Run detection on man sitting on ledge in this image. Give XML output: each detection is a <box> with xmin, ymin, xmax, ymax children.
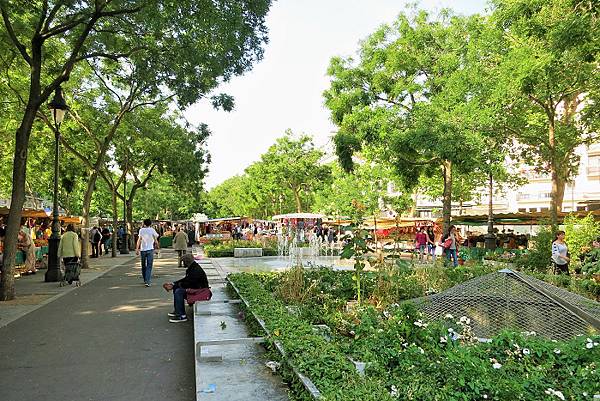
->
<box><xmin>163</xmin><ymin>254</ymin><xmax>209</xmax><ymax>323</ymax></box>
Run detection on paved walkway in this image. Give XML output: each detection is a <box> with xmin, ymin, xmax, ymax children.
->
<box><xmin>0</xmin><ymin>250</ymin><xmax>196</xmax><ymax>401</ymax></box>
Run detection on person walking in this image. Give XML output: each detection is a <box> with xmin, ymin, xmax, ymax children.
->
<box><xmin>58</xmin><ymin>224</ymin><xmax>81</xmax><ymax>266</ymax></box>
<box><xmin>552</xmin><ymin>230</ymin><xmax>570</xmax><ymax>275</ymax></box>
<box><xmin>442</xmin><ymin>225</ymin><xmax>459</xmax><ymax>268</ymax></box>
<box><xmin>426</xmin><ymin>227</ymin><xmax>436</xmax><ymax>262</ymax></box>
<box><xmin>415</xmin><ymin>228</ymin><xmax>428</xmax><ymax>262</ymax></box>
<box><xmin>90</xmin><ymin>226</ymin><xmax>101</xmax><ymax>258</ymax></box>
<box><xmin>162</xmin><ymin>253</ymin><xmax>209</xmax><ymax>323</ymax></box>
<box><xmin>173</xmin><ymin>227</ymin><xmax>189</xmax><ymax>268</ymax></box>
<box><xmin>101</xmin><ymin>226</ymin><xmax>111</xmax><ymax>255</ymax></box>
<box><xmin>135</xmin><ymin>219</ymin><xmax>159</xmax><ymax>287</ymax></box>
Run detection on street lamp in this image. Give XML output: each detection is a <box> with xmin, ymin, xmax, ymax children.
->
<box><xmin>45</xmin><ymin>86</ymin><xmax>68</xmax><ymax>282</ymax></box>
<box><xmin>120</xmin><ymin>161</ymin><xmax>129</xmax><ymax>254</ymax></box>
<box><xmin>484</xmin><ymin>165</ymin><xmax>497</xmax><ymax>250</ymax></box>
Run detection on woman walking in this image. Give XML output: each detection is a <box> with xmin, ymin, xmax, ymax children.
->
<box><xmin>551</xmin><ymin>230</ymin><xmax>570</xmax><ymax>275</ymax></box>
<box><xmin>442</xmin><ymin>225</ymin><xmax>459</xmax><ymax>268</ymax></box>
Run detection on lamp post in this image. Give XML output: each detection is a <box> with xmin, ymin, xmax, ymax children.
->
<box><xmin>45</xmin><ymin>86</ymin><xmax>68</xmax><ymax>282</ymax></box>
<box><xmin>484</xmin><ymin>170</ymin><xmax>497</xmax><ymax>250</ymax></box>
<box><xmin>120</xmin><ymin>162</ymin><xmax>129</xmax><ymax>254</ymax></box>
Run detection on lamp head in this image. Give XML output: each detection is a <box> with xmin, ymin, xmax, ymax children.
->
<box><xmin>48</xmin><ymin>86</ymin><xmax>68</xmax><ymax>127</ymax></box>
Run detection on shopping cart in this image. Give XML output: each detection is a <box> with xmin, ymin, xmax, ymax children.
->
<box><xmin>60</xmin><ymin>260</ymin><xmax>82</xmax><ymax>287</ymax></box>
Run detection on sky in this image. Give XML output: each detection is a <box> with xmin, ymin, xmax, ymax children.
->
<box><xmin>184</xmin><ymin>0</ymin><xmax>490</xmax><ymax>189</ymax></box>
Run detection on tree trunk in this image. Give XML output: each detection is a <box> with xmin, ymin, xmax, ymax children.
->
<box><xmin>111</xmin><ymin>190</ymin><xmax>118</xmax><ymax>257</ymax></box>
<box><xmin>441</xmin><ymin>160</ymin><xmax>453</xmax><ymax>235</ymax></box>
<box><xmin>547</xmin><ymin>123</ymin><xmax>564</xmax><ymax>228</ymax></box>
<box><xmin>126</xmin><ymin>200</ymin><xmax>135</xmax><ymax>249</ymax></box>
<box><xmin>410</xmin><ymin>189</ymin><xmax>419</xmax><ymax>217</ymax></box>
<box><xmin>80</xmin><ymin>170</ymin><xmax>100</xmax><ymax>269</ymax></box>
<box><xmin>549</xmin><ymin>162</ymin><xmax>566</xmax><ymax>228</ymax></box>
<box><xmin>0</xmin><ymin>104</ymin><xmax>38</xmax><ymax>301</ymax></box>
<box><xmin>293</xmin><ymin>189</ymin><xmax>302</xmax><ymax>213</ymax></box>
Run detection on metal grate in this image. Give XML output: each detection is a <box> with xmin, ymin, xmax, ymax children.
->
<box><xmin>411</xmin><ymin>269</ymin><xmax>600</xmax><ymax>341</ymax></box>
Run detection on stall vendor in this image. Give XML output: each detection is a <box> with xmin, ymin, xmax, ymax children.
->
<box><xmin>17</xmin><ymin>231</ymin><xmax>36</xmax><ymax>274</ymax></box>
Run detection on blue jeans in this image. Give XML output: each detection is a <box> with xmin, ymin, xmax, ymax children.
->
<box><xmin>446</xmin><ymin>249</ymin><xmax>458</xmax><ymax>267</ymax></box>
<box><xmin>174</xmin><ymin>287</ymin><xmax>187</xmax><ymax>317</ymax></box>
<box><xmin>140</xmin><ymin>250</ymin><xmax>154</xmax><ymax>284</ymax></box>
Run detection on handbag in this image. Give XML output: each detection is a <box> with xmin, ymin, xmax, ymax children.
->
<box><xmin>443</xmin><ymin>238</ymin><xmax>453</xmax><ymax>249</ymax></box>
<box><xmin>186</xmin><ymin>287</ymin><xmax>213</xmax><ymax>304</ymax></box>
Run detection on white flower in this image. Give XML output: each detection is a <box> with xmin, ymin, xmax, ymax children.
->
<box><xmin>492</xmin><ymin>362</ymin><xmax>502</xmax><ymax>369</ymax></box>
<box><xmin>448</xmin><ymin>328</ymin><xmax>454</xmax><ymax>333</ymax></box>
<box><xmin>522</xmin><ymin>348</ymin><xmax>530</xmax><ymax>355</ymax></box>
<box><xmin>402</xmin><ymin>342</ymin><xmax>408</xmax><ymax>348</ymax></box>
<box><xmin>390</xmin><ymin>385</ymin><xmax>399</xmax><ymax>397</ymax></box>
<box><xmin>459</xmin><ymin>316</ymin><xmax>471</xmax><ymax>324</ymax></box>
<box><xmin>419</xmin><ymin>347</ymin><xmax>425</xmax><ymax>354</ymax></box>
<box><xmin>414</xmin><ymin>320</ymin><xmax>424</xmax><ymax>327</ymax></box>
<box><xmin>440</xmin><ymin>336</ymin><xmax>447</xmax><ymax>344</ymax></box>
<box><xmin>444</xmin><ymin>313</ymin><xmax>454</xmax><ymax>319</ymax></box>
<box><xmin>554</xmin><ymin>349</ymin><xmax>561</xmax><ymax>354</ymax></box>
<box><xmin>483</xmin><ymin>395</ymin><xmax>488</xmax><ymax>399</ymax></box>
<box><xmin>586</xmin><ymin>342</ymin><xmax>594</xmax><ymax>349</ymax></box>
<box><xmin>593</xmin><ymin>395</ymin><xmax>600</xmax><ymax>399</ymax></box>
<box><xmin>545</xmin><ymin>388</ymin><xmax>565</xmax><ymax>400</ymax></box>
<box><xmin>383</xmin><ymin>310</ymin><xmax>391</xmax><ymax>318</ymax></box>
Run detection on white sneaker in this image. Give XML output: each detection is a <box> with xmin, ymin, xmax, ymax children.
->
<box><xmin>169</xmin><ymin>315</ymin><xmax>188</xmax><ymax>323</ymax></box>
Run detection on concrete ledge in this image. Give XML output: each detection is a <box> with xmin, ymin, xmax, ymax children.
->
<box><xmin>233</xmin><ymin>248</ymin><xmax>262</xmax><ymax>258</ymax></box>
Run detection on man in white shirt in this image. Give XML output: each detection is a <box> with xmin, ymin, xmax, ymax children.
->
<box><xmin>135</xmin><ymin>219</ymin><xmax>160</xmax><ymax>287</ymax></box>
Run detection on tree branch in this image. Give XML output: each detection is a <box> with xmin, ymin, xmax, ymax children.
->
<box><xmin>0</xmin><ymin>6</ymin><xmax>32</xmax><ymax>65</ymax></box>
<box><xmin>68</xmin><ymin>108</ymin><xmax>103</xmax><ymax>152</ymax></box>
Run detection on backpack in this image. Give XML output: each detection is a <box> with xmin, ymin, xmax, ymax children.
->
<box><xmin>93</xmin><ymin>230</ymin><xmax>102</xmax><ymax>243</ymax></box>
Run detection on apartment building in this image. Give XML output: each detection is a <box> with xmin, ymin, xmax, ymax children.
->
<box><xmin>409</xmin><ymin>142</ymin><xmax>600</xmax><ymax>218</ymax></box>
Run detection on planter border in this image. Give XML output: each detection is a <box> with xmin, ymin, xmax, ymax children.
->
<box><xmin>227</xmin><ymin>277</ymin><xmax>323</xmax><ymax>399</ymax></box>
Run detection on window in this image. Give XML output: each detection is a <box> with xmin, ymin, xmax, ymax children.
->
<box><xmin>562</xmin><ymin>207</ymin><xmax>571</xmax><ymax>212</ymax></box>
<box><xmin>540</xmin><ymin>193</ymin><xmax>552</xmax><ymax>199</ymax></box>
<box><xmin>577</xmin><ymin>206</ymin><xmax>587</xmax><ymax>211</ymax></box>
<box><xmin>518</xmin><ymin>208</ymin><xmax>527</xmax><ymax>212</ymax></box>
<box><xmin>517</xmin><ymin>193</ymin><xmax>531</xmax><ymax>200</ymax></box>
<box><xmin>528</xmin><ymin>208</ymin><xmax>538</xmax><ymax>212</ymax></box>
<box><xmin>540</xmin><ymin>207</ymin><xmax>549</xmax><ymax>212</ymax></box>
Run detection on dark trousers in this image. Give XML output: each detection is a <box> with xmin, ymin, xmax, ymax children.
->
<box><xmin>91</xmin><ymin>242</ymin><xmax>99</xmax><ymax>257</ymax></box>
<box><xmin>174</xmin><ymin>287</ymin><xmax>187</xmax><ymax>317</ymax></box>
<box><xmin>177</xmin><ymin>250</ymin><xmax>186</xmax><ymax>267</ymax></box>
<box><xmin>554</xmin><ymin>262</ymin><xmax>569</xmax><ymax>275</ymax></box>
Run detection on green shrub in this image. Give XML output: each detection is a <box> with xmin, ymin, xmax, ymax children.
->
<box><xmin>565</xmin><ymin>213</ymin><xmax>600</xmax><ymax>265</ymax></box>
<box><xmin>204</xmin><ymin>239</ymin><xmax>278</xmax><ymax>258</ymax></box>
<box><xmin>513</xmin><ymin>227</ymin><xmax>554</xmax><ymax>273</ymax></box>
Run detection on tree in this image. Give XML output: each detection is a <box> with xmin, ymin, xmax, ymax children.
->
<box><xmin>488</xmin><ymin>0</ymin><xmax>600</xmax><ymax>226</ymax></box>
<box><xmin>313</xmin><ymin>161</ymin><xmax>411</xmax><ymax>218</ymax></box>
<box><xmin>255</xmin><ymin>132</ymin><xmax>331</xmax><ymax>213</ymax></box>
<box><xmin>1</xmin><ymin>0</ymin><xmax>271</xmax><ymax>300</ymax></box>
<box><xmin>324</xmin><ymin>11</ymin><xmax>489</xmax><ymax>234</ymax></box>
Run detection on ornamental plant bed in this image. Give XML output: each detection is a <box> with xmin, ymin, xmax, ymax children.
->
<box><xmin>229</xmin><ymin>266</ymin><xmax>600</xmax><ymax>400</ymax></box>
<box><xmin>204</xmin><ymin>239</ymin><xmax>277</xmax><ymax>257</ymax></box>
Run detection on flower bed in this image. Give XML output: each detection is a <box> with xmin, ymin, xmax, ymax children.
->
<box><xmin>204</xmin><ymin>240</ymin><xmax>277</xmax><ymax>257</ymax></box>
<box><xmin>229</xmin><ymin>267</ymin><xmax>600</xmax><ymax>400</ymax></box>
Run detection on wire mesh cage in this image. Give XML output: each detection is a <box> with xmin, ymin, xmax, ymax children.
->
<box><xmin>410</xmin><ymin>269</ymin><xmax>600</xmax><ymax>341</ymax></box>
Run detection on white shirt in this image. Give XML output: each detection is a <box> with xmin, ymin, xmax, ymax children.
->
<box><xmin>138</xmin><ymin>227</ymin><xmax>159</xmax><ymax>251</ymax></box>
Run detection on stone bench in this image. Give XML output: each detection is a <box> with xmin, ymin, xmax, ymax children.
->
<box><xmin>233</xmin><ymin>247</ymin><xmax>262</xmax><ymax>258</ymax></box>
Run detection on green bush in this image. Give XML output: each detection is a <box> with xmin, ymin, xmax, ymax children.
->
<box><xmin>565</xmin><ymin>213</ymin><xmax>600</xmax><ymax>265</ymax></box>
<box><xmin>513</xmin><ymin>227</ymin><xmax>554</xmax><ymax>273</ymax></box>
<box><xmin>204</xmin><ymin>239</ymin><xmax>278</xmax><ymax>258</ymax></box>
